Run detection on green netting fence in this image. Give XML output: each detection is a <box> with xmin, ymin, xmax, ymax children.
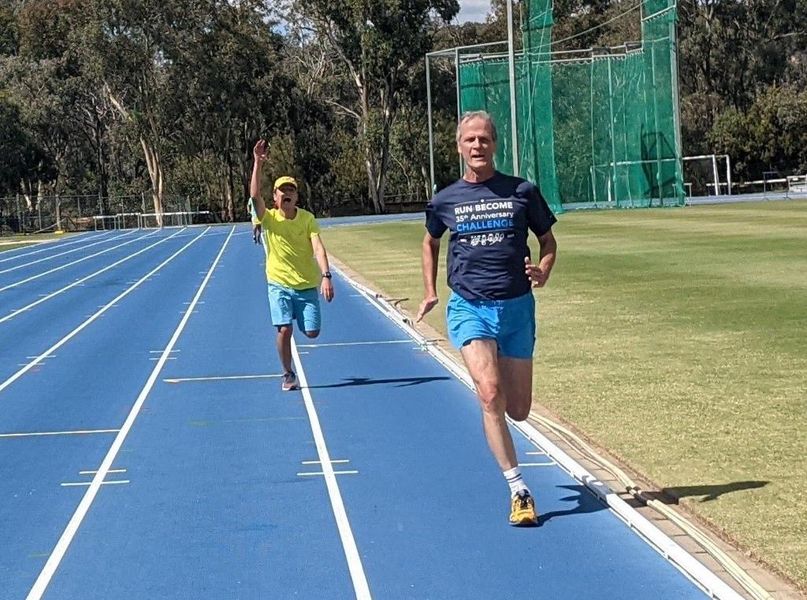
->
<box><xmin>457</xmin><ymin>0</ymin><xmax>684</xmax><ymax>211</ymax></box>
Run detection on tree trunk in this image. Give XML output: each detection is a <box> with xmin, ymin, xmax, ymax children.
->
<box><xmin>141</xmin><ymin>137</ymin><xmax>164</xmax><ymax>227</ymax></box>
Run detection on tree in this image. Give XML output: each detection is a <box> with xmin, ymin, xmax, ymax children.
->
<box><xmin>294</xmin><ymin>0</ymin><xmax>459</xmax><ymax>213</ymax></box>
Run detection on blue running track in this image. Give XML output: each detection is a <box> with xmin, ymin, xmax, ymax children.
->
<box><xmin>0</xmin><ymin>225</ymin><xmax>730</xmax><ymax>599</ymax></box>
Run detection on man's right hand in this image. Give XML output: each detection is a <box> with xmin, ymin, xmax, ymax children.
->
<box><xmin>253</xmin><ymin>139</ymin><xmax>268</xmax><ymax>163</ymax></box>
<box><xmin>416</xmin><ymin>295</ymin><xmax>439</xmax><ymax>322</ymax></box>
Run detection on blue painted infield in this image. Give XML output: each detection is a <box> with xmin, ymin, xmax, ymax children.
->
<box><xmin>0</xmin><ymin>223</ymin><xmax>712</xmax><ymax>598</ymax></box>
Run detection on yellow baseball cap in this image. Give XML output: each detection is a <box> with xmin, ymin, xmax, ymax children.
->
<box><xmin>273</xmin><ymin>176</ymin><xmax>298</xmax><ymax>190</ymax></box>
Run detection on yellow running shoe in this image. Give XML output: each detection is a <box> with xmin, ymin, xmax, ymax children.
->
<box><xmin>509</xmin><ymin>491</ymin><xmax>539</xmax><ymax>526</ymax></box>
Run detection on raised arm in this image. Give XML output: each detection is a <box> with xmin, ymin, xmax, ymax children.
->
<box><xmin>416</xmin><ymin>232</ymin><xmax>441</xmax><ymax>322</ymax></box>
<box><xmin>250</xmin><ymin>140</ymin><xmax>269</xmax><ymax>220</ymax></box>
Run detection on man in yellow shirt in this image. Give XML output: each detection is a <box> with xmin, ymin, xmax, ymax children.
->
<box><xmin>250</xmin><ymin>139</ymin><xmax>335</xmax><ymax>391</ymax></box>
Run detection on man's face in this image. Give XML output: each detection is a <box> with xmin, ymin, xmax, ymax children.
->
<box><xmin>274</xmin><ymin>184</ymin><xmax>298</xmax><ymax>209</ymax></box>
<box><xmin>457</xmin><ymin>117</ymin><xmax>496</xmax><ymax>171</ymax></box>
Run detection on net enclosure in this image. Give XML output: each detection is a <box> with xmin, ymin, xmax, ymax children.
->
<box><xmin>428</xmin><ymin>0</ymin><xmax>684</xmax><ymax>212</ymax></box>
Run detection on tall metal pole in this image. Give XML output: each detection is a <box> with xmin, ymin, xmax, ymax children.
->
<box><xmin>426</xmin><ymin>55</ymin><xmax>436</xmax><ymax>196</ymax></box>
<box><xmin>507</xmin><ymin>0</ymin><xmax>520</xmax><ymax>175</ymax></box>
<box><xmin>455</xmin><ymin>48</ymin><xmax>464</xmax><ymax>177</ymax></box>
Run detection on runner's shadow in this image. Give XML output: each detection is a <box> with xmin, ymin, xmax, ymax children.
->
<box><xmin>307</xmin><ymin>376</ymin><xmax>451</xmax><ymax>389</ymax></box>
<box><xmin>539</xmin><ymin>485</ymin><xmax>607</xmax><ymax>525</ymax></box>
<box><xmin>643</xmin><ymin>481</ymin><xmax>769</xmax><ymax>504</ymax></box>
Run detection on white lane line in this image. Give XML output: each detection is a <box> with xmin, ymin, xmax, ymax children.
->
<box><xmin>25</xmin><ymin>226</ymin><xmax>234</xmax><ymax>600</ymax></box>
<box><xmin>163</xmin><ymin>374</ymin><xmax>283</xmax><ymax>383</ymax></box>
<box><xmin>0</xmin><ymin>429</ymin><xmax>119</xmax><ymax>438</ymax></box>
<box><xmin>525</xmin><ymin>451</ymin><xmax>546</xmax><ymax>455</ymax></box>
<box><xmin>0</xmin><ymin>232</ymin><xmax>112</xmax><ymax>264</ymax></box>
<box><xmin>301</xmin><ymin>459</ymin><xmax>350</xmax><ymax>465</ymax></box>
<box><xmin>518</xmin><ymin>462</ymin><xmax>556</xmax><ymax>467</ymax></box>
<box><xmin>0</xmin><ymin>227</ymin><xmax>209</xmax><ymax>397</ymax></box>
<box><xmin>296</xmin><ymin>339</ymin><xmax>412</xmax><ymax>349</ymax></box>
<box><xmin>0</xmin><ymin>229</ymin><xmax>186</xmax><ymax>324</ymax></box>
<box><xmin>0</xmin><ymin>230</ymin><xmax>159</xmax><ymax>292</ymax></box>
<box><xmin>60</xmin><ymin>480</ymin><xmax>130</xmax><ymax>487</ymax></box>
<box><xmin>79</xmin><ymin>469</ymin><xmax>127</xmax><ymax>475</ymax></box>
<box><xmin>291</xmin><ymin>340</ymin><xmax>371</xmax><ymax>599</ymax></box>
<box><xmin>297</xmin><ymin>471</ymin><xmax>359</xmax><ymax>477</ymax></box>
<box><xmin>0</xmin><ymin>230</ymin><xmax>134</xmax><ymax>274</ymax></box>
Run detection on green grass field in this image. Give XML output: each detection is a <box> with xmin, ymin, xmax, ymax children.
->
<box><xmin>0</xmin><ymin>232</ymin><xmax>73</xmax><ymax>252</ymax></box>
<box><xmin>323</xmin><ymin>200</ymin><xmax>807</xmax><ymax>590</ymax></box>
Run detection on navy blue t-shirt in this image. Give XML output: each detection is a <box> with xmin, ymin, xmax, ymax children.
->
<box><xmin>425</xmin><ymin>171</ymin><xmax>557</xmax><ymax>301</ymax></box>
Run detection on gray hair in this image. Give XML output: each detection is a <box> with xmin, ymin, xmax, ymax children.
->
<box><xmin>456</xmin><ymin>110</ymin><xmax>498</xmax><ymax>143</ymax></box>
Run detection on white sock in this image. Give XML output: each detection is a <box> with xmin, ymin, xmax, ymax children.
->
<box><xmin>503</xmin><ymin>467</ymin><xmax>529</xmax><ymax>497</ymax></box>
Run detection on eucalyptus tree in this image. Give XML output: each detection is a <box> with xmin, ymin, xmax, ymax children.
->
<box><xmin>293</xmin><ymin>0</ymin><xmax>460</xmax><ymax>213</ymax></box>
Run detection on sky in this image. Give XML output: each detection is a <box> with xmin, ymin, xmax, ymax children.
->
<box><xmin>456</xmin><ymin>0</ymin><xmax>492</xmax><ymax>23</ymax></box>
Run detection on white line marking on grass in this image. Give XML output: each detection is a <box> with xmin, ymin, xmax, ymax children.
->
<box><xmin>60</xmin><ymin>480</ymin><xmax>130</xmax><ymax>487</ymax></box>
<box><xmin>0</xmin><ymin>231</ymin><xmax>112</xmax><ymax>264</ymax></box>
<box><xmin>0</xmin><ymin>429</ymin><xmax>119</xmax><ymax>438</ymax></box>
<box><xmin>163</xmin><ymin>374</ymin><xmax>282</xmax><ymax>383</ymax></box>
<box><xmin>296</xmin><ymin>339</ymin><xmax>412</xmax><ymax>348</ymax></box>
<box><xmin>0</xmin><ymin>230</ymin><xmax>158</xmax><ymax>292</ymax></box>
<box><xmin>24</xmin><ymin>226</ymin><xmax>233</xmax><ymax>600</ymax></box>
<box><xmin>0</xmin><ymin>228</ymin><xmax>209</xmax><ymax>397</ymax></box>
<box><xmin>0</xmin><ymin>229</ymin><xmax>186</xmax><ymax>324</ymax></box>
<box><xmin>297</xmin><ymin>471</ymin><xmax>359</xmax><ymax>477</ymax></box>
<box><xmin>291</xmin><ymin>340</ymin><xmax>371</xmax><ymax>599</ymax></box>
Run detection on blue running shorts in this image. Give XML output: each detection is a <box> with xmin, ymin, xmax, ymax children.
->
<box><xmin>267</xmin><ymin>281</ymin><xmax>321</xmax><ymax>332</ymax></box>
<box><xmin>446</xmin><ymin>291</ymin><xmax>536</xmax><ymax>359</ymax></box>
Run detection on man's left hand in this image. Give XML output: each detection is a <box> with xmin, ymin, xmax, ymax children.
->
<box><xmin>320</xmin><ymin>278</ymin><xmax>334</xmax><ymax>302</ymax></box>
<box><xmin>525</xmin><ymin>256</ymin><xmax>549</xmax><ymax>288</ymax></box>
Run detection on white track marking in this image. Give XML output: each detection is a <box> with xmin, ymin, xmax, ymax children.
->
<box><xmin>0</xmin><ymin>231</ymin><xmax>134</xmax><ymax>274</ymax></box>
<box><xmin>301</xmin><ymin>459</ymin><xmax>350</xmax><ymax>465</ymax></box>
<box><xmin>0</xmin><ymin>229</ymin><xmax>185</xmax><ymax>324</ymax></box>
<box><xmin>297</xmin><ymin>471</ymin><xmax>359</xmax><ymax>477</ymax></box>
<box><xmin>0</xmin><ymin>429</ymin><xmax>119</xmax><ymax>438</ymax></box>
<box><xmin>296</xmin><ymin>339</ymin><xmax>412</xmax><ymax>348</ymax></box>
<box><xmin>0</xmin><ymin>228</ymin><xmax>209</xmax><ymax>397</ymax></box>
<box><xmin>60</xmin><ymin>480</ymin><xmax>130</xmax><ymax>487</ymax></box>
<box><xmin>291</xmin><ymin>340</ymin><xmax>371</xmax><ymax>599</ymax></box>
<box><xmin>79</xmin><ymin>469</ymin><xmax>126</xmax><ymax>475</ymax></box>
<box><xmin>0</xmin><ymin>232</ymin><xmax>112</xmax><ymax>264</ymax></box>
<box><xmin>25</xmin><ymin>226</ymin><xmax>233</xmax><ymax>600</ymax></box>
<box><xmin>0</xmin><ymin>230</ymin><xmax>158</xmax><ymax>292</ymax></box>
<box><xmin>518</xmin><ymin>462</ymin><xmax>556</xmax><ymax>467</ymax></box>
<box><xmin>163</xmin><ymin>374</ymin><xmax>282</xmax><ymax>383</ymax></box>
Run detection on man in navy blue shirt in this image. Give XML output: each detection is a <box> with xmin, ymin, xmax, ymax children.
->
<box><xmin>417</xmin><ymin>111</ymin><xmax>557</xmax><ymax>526</ymax></box>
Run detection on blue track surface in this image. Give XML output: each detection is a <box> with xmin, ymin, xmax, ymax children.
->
<box><xmin>0</xmin><ymin>226</ymin><xmax>710</xmax><ymax>599</ymax></box>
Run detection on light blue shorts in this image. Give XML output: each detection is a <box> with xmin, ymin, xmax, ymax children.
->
<box><xmin>267</xmin><ymin>282</ymin><xmax>321</xmax><ymax>332</ymax></box>
<box><xmin>446</xmin><ymin>291</ymin><xmax>536</xmax><ymax>359</ymax></box>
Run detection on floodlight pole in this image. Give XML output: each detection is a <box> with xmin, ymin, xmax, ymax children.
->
<box><xmin>507</xmin><ymin>0</ymin><xmax>520</xmax><ymax>175</ymax></box>
<box><xmin>426</xmin><ymin>55</ymin><xmax>435</xmax><ymax>196</ymax></box>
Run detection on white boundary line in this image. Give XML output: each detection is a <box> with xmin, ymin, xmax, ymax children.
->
<box><xmin>163</xmin><ymin>373</ymin><xmax>283</xmax><ymax>383</ymax></box>
<box><xmin>336</xmin><ymin>268</ymin><xmax>744</xmax><ymax>600</ymax></box>
<box><xmin>0</xmin><ymin>229</ymin><xmax>185</xmax><ymax>324</ymax></box>
<box><xmin>0</xmin><ymin>227</ymin><xmax>209</xmax><ymax>396</ymax></box>
<box><xmin>24</xmin><ymin>226</ymin><xmax>234</xmax><ymax>600</ymax></box>
<box><xmin>291</xmin><ymin>340</ymin><xmax>371</xmax><ymax>600</ymax></box>
<box><xmin>0</xmin><ymin>230</ymin><xmax>156</xmax><ymax>292</ymax></box>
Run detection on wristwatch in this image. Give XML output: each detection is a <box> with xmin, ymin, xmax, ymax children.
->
<box><xmin>322</xmin><ymin>271</ymin><xmax>332</xmax><ymax>279</ymax></box>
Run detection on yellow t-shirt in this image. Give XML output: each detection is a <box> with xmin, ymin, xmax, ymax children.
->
<box><xmin>260</xmin><ymin>207</ymin><xmax>321</xmax><ymax>289</ymax></box>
